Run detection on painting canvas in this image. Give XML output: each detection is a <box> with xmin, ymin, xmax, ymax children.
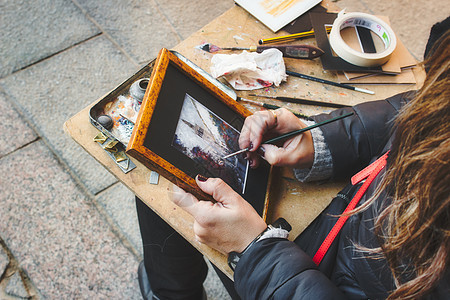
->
<box><xmin>172</xmin><ymin>94</ymin><xmax>249</xmax><ymax>194</ymax></box>
<box><xmin>235</xmin><ymin>0</ymin><xmax>322</xmax><ymax>32</ymax></box>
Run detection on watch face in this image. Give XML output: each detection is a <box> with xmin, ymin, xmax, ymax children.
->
<box><xmin>272</xmin><ymin>217</ymin><xmax>292</xmax><ymax>232</ymax></box>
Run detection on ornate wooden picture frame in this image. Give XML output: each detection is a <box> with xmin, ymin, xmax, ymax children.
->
<box><xmin>127</xmin><ymin>48</ymin><xmax>271</xmax><ymax>218</ymax></box>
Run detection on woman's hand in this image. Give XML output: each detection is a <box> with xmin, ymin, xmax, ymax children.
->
<box><xmin>171</xmin><ymin>176</ymin><xmax>267</xmax><ymax>254</ymax></box>
<box><xmin>239</xmin><ymin>108</ymin><xmax>314</xmax><ymax>169</ymax></box>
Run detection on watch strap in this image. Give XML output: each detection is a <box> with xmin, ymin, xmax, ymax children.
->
<box><xmin>227</xmin><ymin>218</ymin><xmax>291</xmax><ymax>271</ymax></box>
<box><xmin>228</xmin><ymin>226</ymin><xmax>270</xmax><ymax>271</ymax></box>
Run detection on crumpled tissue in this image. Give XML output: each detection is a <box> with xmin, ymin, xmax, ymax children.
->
<box><xmin>210</xmin><ymin>48</ymin><xmax>287</xmax><ymax>90</ymax></box>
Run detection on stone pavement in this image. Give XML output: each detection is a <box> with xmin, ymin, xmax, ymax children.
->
<box><xmin>0</xmin><ymin>0</ymin><xmax>447</xmax><ymax>299</ymax></box>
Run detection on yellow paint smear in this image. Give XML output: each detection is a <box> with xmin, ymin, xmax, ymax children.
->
<box><xmin>260</xmin><ymin>0</ymin><xmax>301</xmax><ymax>17</ymax></box>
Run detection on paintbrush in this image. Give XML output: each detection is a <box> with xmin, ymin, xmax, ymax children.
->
<box><xmin>222</xmin><ymin>112</ymin><xmax>354</xmax><ymax>159</ymax></box>
<box><xmin>248</xmin><ymin>94</ymin><xmax>350</xmax><ymax>109</ymax></box>
<box><xmin>237</xmin><ymin>97</ymin><xmax>309</xmax><ymax>119</ymax></box>
<box><xmin>286</xmin><ymin>70</ymin><xmax>374</xmax><ymax>95</ymax></box>
<box><xmin>199</xmin><ymin>43</ymin><xmax>324</xmax><ymax>59</ymax></box>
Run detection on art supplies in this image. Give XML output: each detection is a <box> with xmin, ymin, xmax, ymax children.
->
<box><xmin>329</xmin><ymin>12</ymin><xmax>397</xmax><ymax>67</ymax></box>
<box><xmin>101</xmin><ymin>94</ymin><xmax>140</xmax><ymax>145</ymax></box>
<box><xmin>336</xmin><ymin>67</ymin><xmax>417</xmax><ymax>84</ymax></box>
<box><xmin>310</xmin><ymin>12</ymin><xmax>385</xmax><ymax>73</ymax></box>
<box><xmin>335</xmin><ymin>18</ymin><xmax>418</xmax><ymax>85</ymax></box>
<box><xmin>234</xmin><ymin>0</ymin><xmax>322</xmax><ymax>32</ymax></box>
<box><xmin>258</xmin><ymin>27</ymin><xmax>331</xmax><ymax>45</ymax></box>
<box><xmin>286</xmin><ymin>70</ymin><xmax>374</xmax><ymax>94</ymax></box>
<box><xmin>223</xmin><ymin>112</ymin><xmax>354</xmax><ymax>159</ymax></box>
<box><xmin>88</xmin><ymin>64</ymin><xmax>158</xmax><ymax>174</ymax></box>
<box><xmin>199</xmin><ymin>43</ymin><xmax>324</xmax><ymax>59</ymax></box>
<box><xmin>248</xmin><ymin>94</ymin><xmax>350</xmax><ymax>108</ymax></box>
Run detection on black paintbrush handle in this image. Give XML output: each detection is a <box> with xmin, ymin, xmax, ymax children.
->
<box><xmin>249</xmin><ymin>94</ymin><xmax>350</xmax><ymax>109</ymax></box>
<box><xmin>275</xmin><ymin>96</ymin><xmax>350</xmax><ymax>108</ymax></box>
<box><xmin>262</xmin><ymin>112</ymin><xmax>354</xmax><ymax>145</ymax></box>
<box><xmin>224</xmin><ymin>112</ymin><xmax>354</xmax><ymax>159</ymax></box>
<box><xmin>287</xmin><ymin>70</ymin><xmax>354</xmax><ymax>90</ymax></box>
<box><xmin>286</xmin><ymin>70</ymin><xmax>374</xmax><ymax>95</ymax></box>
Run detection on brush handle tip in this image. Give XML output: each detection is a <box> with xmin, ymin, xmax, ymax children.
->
<box><xmin>354</xmin><ymin>87</ymin><xmax>375</xmax><ymax>95</ymax></box>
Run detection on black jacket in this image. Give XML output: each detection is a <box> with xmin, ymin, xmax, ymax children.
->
<box><xmin>234</xmin><ymin>92</ymin><xmax>449</xmax><ymax>299</ymax></box>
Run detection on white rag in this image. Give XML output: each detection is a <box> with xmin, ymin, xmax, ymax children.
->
<box><xmin>210</xmin><ymin>48</ymin><xmax>287</xmax><ymax>90</ymax></box>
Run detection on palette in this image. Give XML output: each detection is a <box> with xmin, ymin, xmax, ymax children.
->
<box><xmin>89</xmin><ymin>60</ymin><xmax>156</xmax><ymax>173</ymax></box>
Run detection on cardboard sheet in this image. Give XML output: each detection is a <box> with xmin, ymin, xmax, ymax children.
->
<box><xmin>337</xmin><ymin>67</ymin><xmax>417</xmax><ymax>84</ymax></box>
<box><xmin>281</xmin><ymin>4</ymin><xmax>327</xmax><ymax>33</ymax></box>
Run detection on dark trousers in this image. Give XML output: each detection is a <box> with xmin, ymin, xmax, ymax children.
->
<box><xmin>136</xmin><ymin>197</ymin><xmax>240</xmax><ymax>300</ymax></box>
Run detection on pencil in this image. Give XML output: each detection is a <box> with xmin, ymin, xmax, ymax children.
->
<box><xmin>258</xmin><ymin>28</ymin><xmax>332</xmax><ymax>45</ymax></box>
<box><xmin>286</xmin><ymin>70</ymin><xmax>375</xmax><ymax>95</ymax></box>
<box><xmin>222</xmin><ymin>112</ymin><xmax>354</xmax><ymax>159</ymax></box>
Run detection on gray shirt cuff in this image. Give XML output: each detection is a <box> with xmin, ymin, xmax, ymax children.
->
<box><xmin>293</xmin><ymin>120</ymin><xmax>333</xmax><ymax>182</ymax></box>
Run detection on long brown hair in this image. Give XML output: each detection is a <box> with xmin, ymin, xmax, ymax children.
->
<box><xmin>374</xmin><ymin>30</ymin><xmax>450</xmax><ymax>299</ymax></box>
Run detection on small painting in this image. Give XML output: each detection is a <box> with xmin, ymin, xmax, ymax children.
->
<box><xmin>172</xmin><ymin>93</ymin><xmax>249</xmax><ymax>194</ymax></box>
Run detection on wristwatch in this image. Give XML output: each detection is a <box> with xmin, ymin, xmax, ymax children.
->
<box><xmin>227</xmin><ymin>218</ymin><xmax>291</xmax><ymax>271</ymax></box>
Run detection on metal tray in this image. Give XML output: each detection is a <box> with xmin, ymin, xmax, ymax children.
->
<box><xmin>89</xmin><ymin>60</ymin><xmax>156</xmax><ymax>173</ymax></box>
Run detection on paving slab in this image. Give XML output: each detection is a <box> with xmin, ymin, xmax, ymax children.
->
<box><xmin>0</xmin><ymin>35</ymin><xmax>137</xmax><ymax>195</ymax></box>
<box><xmin>204</xmin><ymin>261</ymin><xmax>232</xmax><ymax>300</ymax></box>
<box><xmin>95</xmin><ymin>182</ymin><xmax>142</xmax><ymax>255</ymax></box>
<box><xmin>0</xmin><ymin>0</ymin><xmax>100</xmax><ymax>78</ymax></box>
<box><xmin>1</xmin><ymin>1</ymin><xmax>444</xmax><ymax>299</ymax></box>
<box><xmin>0</xmin><ymin>140</ymin><xmax>141</xmax><ymax>298</ymax></box>
<box><xmin>154</xmin><ymin>0</ymin><xmax>235</xmax><ymax>40</ymax></box>
<box><xmin>75</xmin><ymin>0</ymin><xmax>182</xmax><ymax>65</ymax></box>
<box><xmin>96</xmin><ymin>183</ymin><xmax>231</xmax><ymax>298</ymax></box>
<box><xmin>0</xmin><ymin>90</ymin><xmax>37</xmax><ymax>158</ymax></box>
<box><xmin>330</xmin><ymin>0</ymin><xmax>368</xmax><ymax>13</ymax></box>
<box><xmin>360</xmin><ymin>0</ymin><xmax>449</xmax><ymax>60</ymax></box>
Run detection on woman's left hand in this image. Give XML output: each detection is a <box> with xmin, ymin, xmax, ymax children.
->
<box><xmin>171</xmin><ymin>176</ymin><xmax>267</xmax><ymax>254</ymax></box>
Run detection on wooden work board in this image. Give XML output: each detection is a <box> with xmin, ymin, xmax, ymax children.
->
<box><xmin>65</xmin><ymin>1</ymin><xmax>425</xmax><ymax>279</ymax></box>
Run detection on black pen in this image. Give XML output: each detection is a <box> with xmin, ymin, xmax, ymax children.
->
<box><xmin>222</xmin><ymin>112</ymin><xmax>354</xmax><ymax>159</ymax></box>
<box><xmin>286</xmin><ymin>70</ymin><xmax>374</xmax><ymax>95</ymax></box>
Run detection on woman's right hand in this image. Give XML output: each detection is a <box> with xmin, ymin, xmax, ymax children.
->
<box><xmin>238</xmin><ymin>108</ymin><xmax>315</xmax><ymax>169</ymax></box>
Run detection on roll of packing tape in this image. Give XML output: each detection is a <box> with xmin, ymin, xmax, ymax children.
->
<box><xmin>329</xmin><ymin>12</ymin><xmax>397</xmax><ymax>67</ymax></box>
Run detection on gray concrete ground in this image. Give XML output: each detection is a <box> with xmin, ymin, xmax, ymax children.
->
<box><xmin>0</xmin><ymin>0</ymin><xmax>448</xmax><ymax>299</ymax></box>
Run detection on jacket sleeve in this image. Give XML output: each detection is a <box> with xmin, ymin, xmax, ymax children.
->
<box><xmin>234</xmin><ymin>238</ymin><xmax>346</xmax><ymax>300</ymax></box>
<box><xmin>311</xmin><ymin>92</ymin><xmax>412</xmax><ymax>179</ymax></box>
